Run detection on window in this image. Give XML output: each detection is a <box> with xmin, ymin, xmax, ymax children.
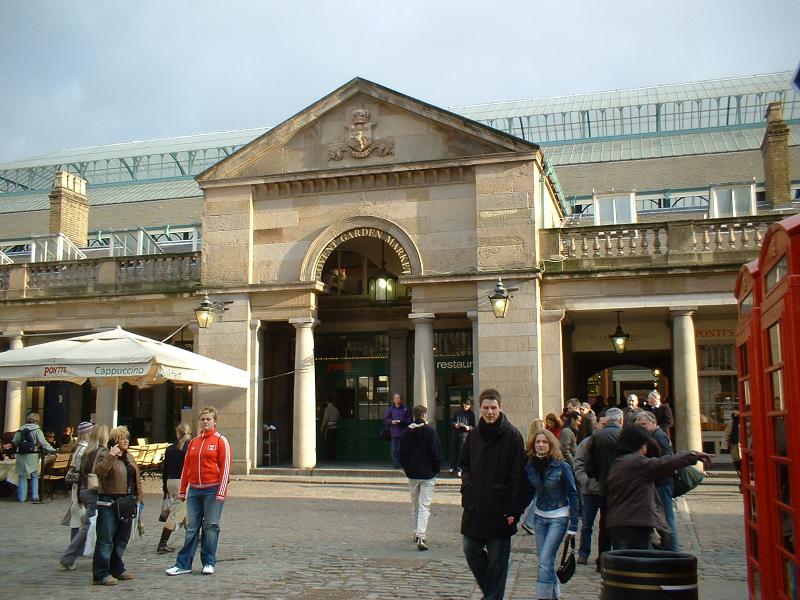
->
<box><xmin>593</xmin><ymin>193</ymin><xmax>636</xmax><ymax>225</ymax></box>
<box><xmin>699</xmin><ymin>344</ymin><xmax>737</xmax><ymax>431</ymax></box>
<box><xmin>709</xmin><ymin>184</ymin><xmax>755</xmax><ymax>218</ymax></box>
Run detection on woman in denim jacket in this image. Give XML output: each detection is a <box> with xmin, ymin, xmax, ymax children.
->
<box><xmin>525</xmin><ymin>428</ymin><xmax>580</xmax><ymax>600</ymax></box>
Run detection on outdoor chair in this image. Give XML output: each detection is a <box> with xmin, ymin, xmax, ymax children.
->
<box><xmin>42</xmin><ymin>451</ymin><xmax>72</xmax><ymax>499</ymax></box>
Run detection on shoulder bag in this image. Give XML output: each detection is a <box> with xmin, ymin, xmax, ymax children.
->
<box><xmin>86</xmin><ymin>450</ymin><xmax>101</xmax><ymax>491</ymax></box>
<box><xmin>556</xmin><ymin>535</ymin><xmax>576</xmax><ymax>584</ymax></box>
<box><xmin>673</xmin><ymin>464</ymin><xmax>705</xmax><ymax>498</ymax></box>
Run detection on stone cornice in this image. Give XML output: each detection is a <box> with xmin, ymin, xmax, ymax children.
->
<box><xmin>208</xmin><ymin>281</ymin><xmax>327</xmax><ymax>295</ymax></box>
<box><xmin>400</xmin><ymin>269</ymin><xmax>541</xmax><ymax>286</ymax></box>
<box><xmin>198</xmin><ymin>152</ymin><xmax>539</xmax><ymax>193</ymax></box>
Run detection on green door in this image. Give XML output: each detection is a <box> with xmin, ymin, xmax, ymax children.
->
<box><xmin>316</xmin><ymin>359</ymin><xmax>390</xmax><ymax>462</ymax></box>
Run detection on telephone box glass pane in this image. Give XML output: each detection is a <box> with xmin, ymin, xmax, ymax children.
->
<box><xmin>783</xmin><ymin>557</ymin><xmax>798</xmax><ymax>599</ymax></box>
<box><xmin>769</xmin><ymin>323</ymin><xmax>782</xmax><ymax>365</ymax></box>
<box><xmin>774</xmin><ymin>416</ymin><xmax>788</xmax><ymax>457</ymax></box>
<box><xmin>748</xmin><ymin>489</ymin><xmax>758</xmax><ymax>521</ymax></box>
<box><xmin>778</xmin><ymin>463</ymin><xmax>792</xmax><ymax>504</ymax></box>
<box><xmin>742</xmin><ymin>379</ymin><xmax>750</xmax><ymax>409</ymax></box>
<box><xmin>779</xmin><ymin>511</ymin><xmax>795</xmax><ymax>552</ymax></box>
<box><xmin>772</xmin><ymin>370</ymin><xmax>785</xmax><ymax>411</ymax></box>
<box><xmin>750</xmin><ymin>525</ymin><xmax>759</xmax><ymax>559</ymax></box>
<box><xmin>742</xmin><ymin>417</ymin><xmax>752</xmax><ymax>449</ymax></box>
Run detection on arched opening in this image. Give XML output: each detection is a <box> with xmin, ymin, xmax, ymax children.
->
<box><xmin>312</xmin><ymin>236</ymin><xmax>414</xmax><ymax>464</ymax></box>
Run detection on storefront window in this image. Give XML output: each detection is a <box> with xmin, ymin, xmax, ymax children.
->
<box><xmin>699</xmin><ymin>344</ymin><xmax>737</xmax><ymax>431</ymax></box>
<box><xmin>699</xmin><ymin>375</ymin><xmax>736</xmax><ymax>431</ymax></box>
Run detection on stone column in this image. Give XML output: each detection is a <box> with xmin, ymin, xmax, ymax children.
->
<box><xmin>95</xmin><ymin>385</ymin><xmax>119</xmax><ymax>428</ymax></box>
<box><xmin>540</xmin><ymin>309</ymin><xmax>566</xmax><ymax>419</ymax></box>
<box><xmin>151</xmin><ymin>384</ymin><xmax>168</xmax><ymax>442</ymax></box>
<box><xmin>290</xmin><ymin>318</ymin><xmax>317</xmax><ymax>469</ymax></box>
<box><xmin>410</xmin><ymin>314</ymin><xmax>435</xmax><ymax>414</ymax></box>
<box><xmin>670</xmin><ymin>309</ymin><xmax>702</xmax><ymax>455</ymax></box>
<box><xmin>4</xmin><ymin>334</ymin><xmax>25</xmax><ymax>431</ymax></box>
<box><xmin>467</xmin><ymin>311</ymin><xmax>479</xmax><ymax>405</ymax></box>
<box><xmin>249</xmin><ymin>319</ymin><xmax>263</xmax><ymax>469</ymax></box>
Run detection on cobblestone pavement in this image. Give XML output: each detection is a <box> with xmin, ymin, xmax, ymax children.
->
<box><xmin>0</xmin><ymin>476</ymin><xmax>746</xmax><ymax>599</ymax></box>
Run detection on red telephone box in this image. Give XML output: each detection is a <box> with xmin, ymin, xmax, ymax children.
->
<box><xmin>736</xmin><ymin>213</ymin><xmax>800</xmax><ymax>599</ymax></box>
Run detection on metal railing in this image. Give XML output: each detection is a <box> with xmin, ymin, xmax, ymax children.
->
<box><xmin>29</xmin><ymin>233</ymin><xmax>87</xmax><ymax>262</ymax></box>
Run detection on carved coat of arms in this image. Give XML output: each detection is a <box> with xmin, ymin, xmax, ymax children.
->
<box><xmin>328</xmin><ymin>109</ymin><xmax>395</xmax><ymax>160</ymax></box>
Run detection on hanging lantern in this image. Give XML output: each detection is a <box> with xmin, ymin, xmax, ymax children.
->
<box><xmin>369</xmin><ymin>244</ymin><xmax>397</xmax><ymax>303</ymax></box>
<box><xmin>609</xmin><ymin>310</ymin><xmax>630</xmax><ymax>354</ymax></box>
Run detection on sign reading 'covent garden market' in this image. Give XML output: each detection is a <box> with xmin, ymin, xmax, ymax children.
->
<box><xmin>315</xmin><ymin>227</ymin><xmax>412</xmax><ymax>279</ymax></box>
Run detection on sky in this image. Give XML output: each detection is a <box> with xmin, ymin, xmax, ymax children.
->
<box><xmin>1</xmin><ymin>0</ymin><xmax>798</xmax><ymax>164</ymax></box>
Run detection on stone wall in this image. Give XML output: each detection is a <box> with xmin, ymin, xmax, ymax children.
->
<box><xmin>555</xmin><ymin>146</ymin><xmax>800</xmax><ymax>197</ymax></box>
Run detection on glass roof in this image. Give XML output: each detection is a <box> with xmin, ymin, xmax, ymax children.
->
<box><xmin>0</xmin><ymin>71</ymin><xmax>797</xmax><ymax>197</ymax></box>
<box><xmin>544</xmin><ymin>124</ymin><xmax>800</xmax><ymax>166</ymax></box>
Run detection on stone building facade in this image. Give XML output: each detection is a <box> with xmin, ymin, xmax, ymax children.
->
<box><xmin>1</xmin><ymin>72</ymin><xmax>798</xmax><ymax>470</ymax></box>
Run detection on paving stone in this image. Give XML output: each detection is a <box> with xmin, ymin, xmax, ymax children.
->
<box><xmin>0</xmin><ymin>476</ymin><xmax>747</xmax><ymax>598</ymax></box>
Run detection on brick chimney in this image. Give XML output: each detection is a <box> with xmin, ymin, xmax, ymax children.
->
<box><xmin>760</xmin><ymin>102</ymin><xmax>791</xmax><ymax>208</ymax></box>
<box><xmin>49</xmin><ymin>171</ymin><xmax>89</xmax><ymax>247</ymax></box>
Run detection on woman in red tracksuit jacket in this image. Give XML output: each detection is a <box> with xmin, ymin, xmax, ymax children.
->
<box><xmin>165</xmin><ymin>406</ymin><xmax>232</xmax><ymax>576</ymax></box>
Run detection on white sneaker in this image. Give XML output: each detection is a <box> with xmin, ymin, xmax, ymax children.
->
<box><xmin>202</xmin><ymin>565</ymin><xmax>215</xmax><ymax>575</ymax></box>
<box><xmin>165</xmin><ymin>566</ymin><xmax>192</xmax><ymax>576</ymax></box>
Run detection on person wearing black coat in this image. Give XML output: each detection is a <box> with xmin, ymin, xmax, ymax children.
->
<box><xmin>450</xmin><ymin>400</ymin><xmax>476</xmax><ymax>474</ymax></box>
<box><xmin>399</xmin><ymin>405</ymin><xmax>442</xmax><ymax>551</ymax></box>
<box><xmin>157</xmin><ymin>424</ymin><xmax>192</xmax><ymax>554</ymax></box>
<box><xmin>460</xmin><ymin>389</ymin><xmax>530</xmax><ymax>600</ymax></box>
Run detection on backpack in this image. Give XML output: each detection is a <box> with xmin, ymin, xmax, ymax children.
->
<box><xmin>15</xmin><ymin>428</ymin><xmax>37</xmax><ymax>454</ymax></box>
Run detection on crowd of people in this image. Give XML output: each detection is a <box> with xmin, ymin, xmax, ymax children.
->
<box><xmin>7</xmin><ymin>388</ymin><xmax>714</xmax><ymax>597</ymax></box>
<box><xmin>5</xmin><ymin>406</ymin><xmax>231</xmax><ymax>586</ymax></box>
<box><xmin>392</xmin><ymin>388</ymin><xmax>711</xmax><ymax>600</ymax></box>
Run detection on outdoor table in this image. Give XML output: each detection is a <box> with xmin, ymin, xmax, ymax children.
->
<box><xmin>0</xmin><ymin>459</ymin><xmax>18</xmax><ymax>486</ymax></box>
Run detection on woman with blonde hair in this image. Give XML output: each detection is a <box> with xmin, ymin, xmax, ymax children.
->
<box><xmin>157</xmin><ymin>423</ymin><xmax>193</xmax><ymax>554</ymax></box>
<box><xmin>525</xmin><ymin>428</ymin><xmax>580</xmax><ymax>600</ymax></box>
<box><xmin>92</xmin><ymin>425</ymin><xmax>143</xmax><ymax>586</ymax></box>
<box><xmin>60</xmin><ymin>424</ymin><xmax>109</xmax><ymax>570</ymax></box>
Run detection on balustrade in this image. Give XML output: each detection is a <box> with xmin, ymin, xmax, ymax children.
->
<box><xmin>0</xmin><ymin>252</ymin><xmax>200</xmax><ymax>298</ymax></box>
<box><xmin>557</xmin><ymin>215</ymin><xmax>781</xmax><ymax>268</ymax></box>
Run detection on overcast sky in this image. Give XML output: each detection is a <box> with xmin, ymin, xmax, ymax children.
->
<box><xmin>1</xmin><ymin>0</ymin><xmax>798</xmax><ymax>164</ymax></box>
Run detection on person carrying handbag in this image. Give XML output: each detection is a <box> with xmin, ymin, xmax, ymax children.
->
<box><xmin>525</xmin><ymin>428</ymin><xmax>580</xmax><ymax>600</ymax></box>
<box><xmin>92</xmin><ymin>426</ymin><xmax>143</xmax><ymax>586</ymax></box>
<box><xmin>60</xmin><ymin>425</ymin><xmax>109</xmax><ymax>571</ymax></box>
<box><xmin>157</xmin><ymin>423</ymin><xmax>192</xmax><ymax>553</ymax></box>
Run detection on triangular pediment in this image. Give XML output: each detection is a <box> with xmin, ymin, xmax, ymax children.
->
<box><xmin>197</xmin><ymin>78</ymin><xmax>538</xmax><ymax>182</ymax></box>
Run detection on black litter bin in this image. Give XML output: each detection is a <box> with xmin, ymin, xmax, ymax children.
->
<box><xmin>600</xmin><ymin>549</ymin><xmax>698</xmax><ymax>600</ymax></box>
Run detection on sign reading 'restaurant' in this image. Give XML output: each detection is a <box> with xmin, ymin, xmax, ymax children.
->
<box><xmin>315</xmin><ymin>228</ymin><xmax>412</xmax><ymax>279</ymax></box>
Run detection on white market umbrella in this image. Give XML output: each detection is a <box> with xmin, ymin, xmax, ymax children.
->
<box><xmin>0</xmin><ymin>326</ymin><xmax>249</xmax><ymax>426</ymax></box>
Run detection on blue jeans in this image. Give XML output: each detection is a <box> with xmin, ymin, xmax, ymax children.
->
<box><xmin>93</xmin><ymin>502</ymin><xmax>133</xmax><ymax>581</ymax></box>
<box><xmin>533</xmin><ymin>514</ymin><xmax>569</xmax><ymax>599</ymax></box>
<box><xmin>62</xmin><ymin>489</ymin><xmax>98</xmax><ymax>567</ymax></box>
<box><xmin>657</xmin><ymin>484</ymin><xmax>679</xmax><ymax>551</ymax></box>
<box><xmin>579</xmin><ymin>493</ymin><xmax>601</xmax><ymax>559</ymax></box>
<box><xmin>17</xmin><ymin>472</ymin><xmax>39</xmax><ymax>502</ymax></box>
<box><xmin>463</xmin><ymin>535</ymin><xmax>511</xmax><ymax>600</ymax></box>
<box><xmin>390</xmin><ymin>438</ymin><xmax>401</xmax><ymax>467</ymax></box>
<box><xmin>176</xmin><ymin>486</ymin><xmax>224</xmax><ymax>569</ymax></box>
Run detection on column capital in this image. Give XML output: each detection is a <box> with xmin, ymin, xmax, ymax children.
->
<box><xmin>408</xmin><ymin>313</ymin><xmax>436</xmax><ymax>323</ymax></box>
<box><xmin>540</xmin><ymin>309</ymin><xmax>565</xmax><ymax>323</ymax></box>
<box><xmin>249</xmin><ymin>319</ymin><xmax>261</xmax><ymax>332</ymax></box>
<box><xmin>669</xmin><ymin>307</ymin><xmax>697</xmax><ymax>318</ymax></box>
<box><xmin>466</xmin><ymin>310</ymin><xmax>478</xmax><ymax>322</ymax></box>
<box><xmin>289</xmin><ymin>317</ymin><xmax>319</xmax><ymax>329</ymax></box>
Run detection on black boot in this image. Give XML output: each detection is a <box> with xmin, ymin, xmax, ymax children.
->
<box><xmin>157</xmin><ymin>528</ymin><xmax>175</xmax><ymax>553</ymax></box>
